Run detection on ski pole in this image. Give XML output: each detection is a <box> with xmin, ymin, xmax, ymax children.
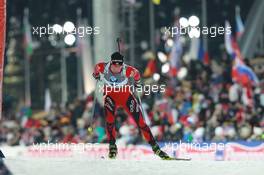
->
<box><xmin>116</xmin><ymin>37</ymin><xmax>121</xmax><ymax>53</ymax></box>
<box><xmin>88</xmin><ymin>80</ymin><xmax>100</xmax><ymax>134</ymax></box>
<box><xmin>136</xmin><ymin>90</ymin><xmax>148</xmax><ymax>121</ymax></box>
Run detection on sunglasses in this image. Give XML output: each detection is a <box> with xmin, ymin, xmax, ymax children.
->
<box><xmin>111</xmin><ymin>61</ymin><xmax>123</xmax><ymax>66</ymax></box>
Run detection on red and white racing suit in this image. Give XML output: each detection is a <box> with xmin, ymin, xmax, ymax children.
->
<box><xmin>93</xmin><ymin>62</ymin><xmax>156</xmax><ymax>145</ymax></box>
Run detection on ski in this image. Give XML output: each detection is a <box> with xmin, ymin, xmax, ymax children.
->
<box><xmin>163</xmin><ymin>157</ymin><xmax>191</xmax><ymax>161</ymax></box>
<box><xmin>100</xmin><ymin>156</ymin><xmax>191</xmax><ymax>161</ymax></box>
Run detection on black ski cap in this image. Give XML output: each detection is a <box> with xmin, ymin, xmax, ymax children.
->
<box><xmin>111</xmin><ymin>52</ymin><xmax>124</xmax><ymax>62</ymax></box>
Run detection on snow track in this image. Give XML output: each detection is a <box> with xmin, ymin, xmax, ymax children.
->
<box><xmin>3</xmin><ymin>157</ymin><xmax>264</xmax><ymax>175</ymax></box>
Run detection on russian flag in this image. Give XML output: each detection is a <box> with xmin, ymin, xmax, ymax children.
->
<box><xmin>225</xmin><ymin>21</ymin><xmax>259</xmax><ymax>85</ymax></box>
<box><xmin>235</xmin><ymin>6</ymin><xmax>245</xmax><ymax>39</ymax></box>
<box><xmin>231</xmin><ymin>41</ymin><xmax>259</xmax><ymax>85</ymax></box>
<box><xmin>225</xmin><ymin>21</ymin><xmax>243</xmax><ymax>60</ymax></box>
<box><xmin>189</xmin><ymin>37</ymin><xmax>209</xmax><ymax>65</ymax></box>
<box><xmin>230</xmin><ymin>43</ymin><xmax>258</xmax><ymax>107</ymax></box>
<box><xmin>169</xmin><ymin>19</ymin><xmax>182</xmax><ymax>76</ymax></box>
<box><xmin>232</xmin><ymin>58</ymin><xmax>256</xmax><ymax>106</ymax></box>
<box><xmin>232</xmin><ymin>58</ymin><xmax>259</xmax><ymax>85</ymax></box>
<box><xmin>225</xmin><ymin>21</ymin><xmax>234</xmax><ymax>56</ymax></box>
<box><xmin>198</xmin><ymin>38</ymin><xmax>210</xmax><ymax>65</ymax></box>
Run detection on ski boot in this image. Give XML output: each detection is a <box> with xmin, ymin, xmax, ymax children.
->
<box><xmin>151</xmin><ymin>142</ymin><xmax>171</xmax><ymax>160</ymax></box>
<box><xmin>108</xmin><ymin>144</ymin><xmax>118</xmax><ymax>159</ymax></box>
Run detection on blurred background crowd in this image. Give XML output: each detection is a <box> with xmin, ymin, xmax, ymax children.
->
<box><xmin>0</xmin><ymin>0</ymin><xmax>264</xmax><ymax>146</ymax></box>
<box><xmin>1</xmin><ymin>57</ymin><xmax>263</xmax><ymax>146</ymax></box>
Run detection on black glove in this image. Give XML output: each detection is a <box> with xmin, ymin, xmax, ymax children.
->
<box><xmin>92</xmin><ymin>73</ymin><xmax>100</xmax><ymax>80</ymax></box>
<box><xmin>135</xmin><ymin>79</ymin><xmax>141</xmax><ymax>88</ymax></box>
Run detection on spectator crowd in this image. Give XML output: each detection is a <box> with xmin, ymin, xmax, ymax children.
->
<box><xmin>1</xmin><ymin>55</ymin><xmax>264</xmax><ymax>146</ymax></box>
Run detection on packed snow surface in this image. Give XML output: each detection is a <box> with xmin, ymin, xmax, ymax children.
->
<box><xmin>3</xmin><ymin>157</ymin><xmax>264</xmax><ymax>175</ymax></box>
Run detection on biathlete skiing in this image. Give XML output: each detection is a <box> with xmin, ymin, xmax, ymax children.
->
<box><xmin>92</xmin><ymin>49</ymin><xmax>172</xmax><ymax>160</ymax></box>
